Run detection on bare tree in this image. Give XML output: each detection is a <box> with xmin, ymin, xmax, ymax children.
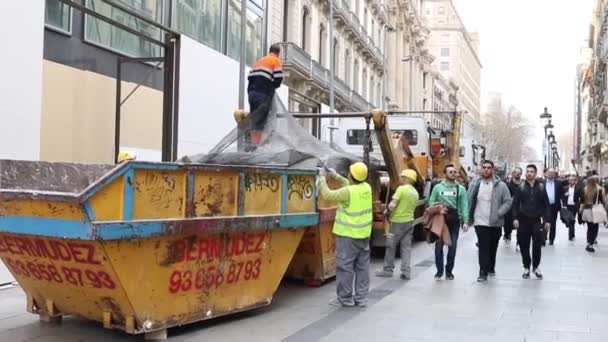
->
<box><xmin>480</xmin><ymin>105</ymin><xmax>536</xmax><ymax>165</ymax></box>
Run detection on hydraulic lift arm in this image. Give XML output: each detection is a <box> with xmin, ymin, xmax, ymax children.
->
<box><xmin>371</xmin><ymin>110</ymin><xmax>424</xmax><ymax>190</ymax></box>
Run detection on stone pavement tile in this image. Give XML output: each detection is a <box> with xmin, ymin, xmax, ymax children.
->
<box><xmin>554</xmin><ymin>332</ymin><xmax>604</xmax><ymax>342</ymax></box>
<box><xmin>0</xmin><ymin>313</ymin><xmax>38</xmax><ymax>332</ymax></box>
<box><xmin>491</xmin><ymin>332</ymin><xmax>526</xmax><ymax>342</ymax></box>
<box><xmin>494</xmin><ymin>317</ymin><xmax>531</xmax><ymax>334</ymax></box>
<box><xmin>587</xmin><ymin>312</ymin><xmax>608</xmax><ymax>332</ymax></box>
<box><xmin>539</xmin><ymin>324</ymin><xmax>591</xmax><ymax>334</ymax></box>
<box><xmin>520</xmin><ymin>331</ymin><xmax>558</xmax><ymax>342</ymax></box>
<box><xmin>529</xmin><ymin>309</ymin><xmax>588</xmax><ymax>325</ymax></box>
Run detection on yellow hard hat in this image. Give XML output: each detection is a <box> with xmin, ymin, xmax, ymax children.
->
<box><xmin>401</xmin><ymin>169</ymin><xmax>418</xmax><ymax>182</ymax></box>
<box><xmin>117</xmin><ymin>151</ymin><xmax>136</xmax><ymax>163</ymax></box>
<box><xmin>349</xmin><ymin>162</ymin><xmax>368</xmax><ymax>182</ymax></box>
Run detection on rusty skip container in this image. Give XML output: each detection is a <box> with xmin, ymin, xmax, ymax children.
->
<box><xmin>0</xmin><ymin>160</ymin><xmax>318</xmax><ymax>339</ymax></box>
<box><xmin>285</xmin><ymin>185</ymin><xmax>337</xmax><ymax>286</ymax></box>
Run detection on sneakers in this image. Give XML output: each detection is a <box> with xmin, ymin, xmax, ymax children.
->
<box><xmin>434</xmin><ymin>272</ymin><xmax>443</xmax><ymax>281</ymax></box>
<box><xmin>477</xmin><ymin>272</ymin><xmax>488</xmax><ymax>282</ymax></box>
<box><xmin>549</xmin><ymin>240</ymin><xmax>554</xmax><ymax>246</ymax></box>
<box><xmin>355</xmin><ymin>300</ymin><xmax>368</xmax><ymax>307</ymax></box>
<box><xmin>586</xmin><ymin>245</ymin><xmax>595</xmax><ymax>253</ymax></box>
<box><xmin>329</xmin><ymin>298</ymin><xmax>355</xmax><ymax>307</ymax></box>
<box><xmin>445</xmin><ymin>272</ymin><xmax>455</xmax><ymax>280</ymax></box>
<box><xmin>400</xmin><ymin>273</ymin><xmax>410</xmax><ymax>280</ymax></box>
<box><xmin>488</xmin><ymin>270</ymin><xmax>496</xmax><ymax>277</ymax></box>
<box><xmin>375</xmin><ymin>270</ymin><xmax>393</xmax><ymax>278</ymax></box>
<box><xmin>522</xmin><ymin>268</ymin><xmax>530</xmax><ymax>279</ymax></box>
<box><xmin>533</xmin><ymin>268</ymin><xmax>543</xmax><ymax>279</ymax></box>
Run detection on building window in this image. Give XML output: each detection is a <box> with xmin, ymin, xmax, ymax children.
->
<box><xmin>354</xmin><ymin>59</ymin><xmax>360</xmax><ymax>92</ymax></box>
<box><xmin>344</xmin><ymin>49</ymin><xmax>351</xmax><ymax>85</ymax></box>
<box><xmin>282</xmin><ymin>0</ymin><xmax>291</xmax><ymax>41</ymax></box>
<box><xmin>302</xmin><ymin>6</ymin><xmax>311</xmax><ymax>53</ymax></box>
<box><xmin>85</xmin><ymin>0</ymin><xmax>163</xmax><ymax>57</ymax></box>
<box><xmin>370</xmin><ymin>75</ymin><xmax>375</xmax><ymax>103</ymax></box>
<box><xmin>332</xmin><ymin>38</ymin><xmax>339</xmax><ymax>76</ymax></box>
<box><xmin>438</xmin><ymin>20</ymin><xmax>445</xmax><ymax>26</ymax></box>
<box><xmin>362</xmin><ymin>68</ymin><xmax>368</xmax><ymax>99</ymax></box>
<box><xmin>376</xmin><ymin>82</ymin><xmax>382</xmax><ymax>107</ymax></box>
<box><xmin>371</xmin><ymin>19</ymin><xmax>375</xmax><ymax>41</ymax></box>
<box><xmin>227</xmin><ymin>0</ymin><xmax>265</xmax><ymax>66</ymax></box>
<box><xmin>173</xmin><ymin>0</ymin><xmax>222</xmax><ymax>52</ymax></box>
<box><xmin>45</xmin><ymin>0</ymin><xmax>72</xmax><ymax>33</ymax></box>
<box><xmin>422</xmin><ymin>72</ymin><xmax>427</xmax><ymax>89</ymax></box>
<box><xmin>438</xmin><ymin>6</ymin><xmax>445</xmax><ymax>14</ymax></box>
<box><xmin>319</xmin><ymin>25</ymin><xmax>327</xmax><ymax>65</ymax></box>
<box><xmin>440</xmin><ymin>62</ymin><xmax>449</xmax><ymax>71</ymax></box>
<box><xmin>441</xmin><ymin>48</ymin><xmax>450</xmax><ymax>57</ymax></box>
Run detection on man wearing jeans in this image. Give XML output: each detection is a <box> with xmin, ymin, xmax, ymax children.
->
<box><xmin>563</xmin><ymin>175</ymin><xmax>580</xmax><ymax>241</ymax></box>
<box><xmin>512</xmin><ymin>164</ymin><xmax>551</xmax><ymax>279</ymax></box>
<box><xmin>376</xmin><ymin>169</ymin><xmax>419</xmax><ymax>280</ymax></box>
<box><xmin>429</xmin><ymin>164</ymin><xmax>469</xmax><ymax>280</ymax></box>
<box><xmin>467</xmin><ymin>160</ymin><xmax>513</xmax><ymax>282</ymax></box>
<box><xmin>543</xmin><ymin>168</ymin><xmax>563</xmax><ymax>245</ymax></box>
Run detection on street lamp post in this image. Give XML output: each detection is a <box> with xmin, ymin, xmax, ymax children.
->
<box><xmin>548</xmin><ymin>131</ymin><xmax>555</xmax><ymax>170</ymax></box>
<box><xmin>382</xmin><ymin>24</ymin><xmax>395</xmax><ymax>110</ymax></box>
<box><xmin>540</xmin><ymin>107</ymin><xmax>553</xmax><ymax>169</ymax></box>
<box><xmin>402</xmin><ymin>54</ymin><xmax>418</xmax><ymax>112</ymax></box>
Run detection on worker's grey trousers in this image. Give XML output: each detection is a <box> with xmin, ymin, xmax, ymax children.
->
<box><xmin>335</xmin><ymin>236</ymin><xmax>370</xmax><ymax>305</ymax></box>
<box><xmin>382</xmin><ymin>222</ymin><xmax>414</xmax><ymax>276</ymax></box>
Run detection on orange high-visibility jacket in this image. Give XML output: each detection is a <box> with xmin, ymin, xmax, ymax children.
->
<box><xmin>247</xmin><ymin>53</ymin><xmax>284</xmax><ymax>96</ymax></box>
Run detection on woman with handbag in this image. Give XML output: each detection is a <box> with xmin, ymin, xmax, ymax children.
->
<box><xmin>580</xmin><ymin>176</ymin><xmax>607</xmax><ymax>253</ymax></box>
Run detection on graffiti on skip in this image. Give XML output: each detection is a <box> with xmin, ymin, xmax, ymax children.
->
<box><xmin>288</xmin><ymin>176</ymin><xmax>313</xmax><ymax>200</ymax></box>
<box><xmin>243</xmin><ymin>173</ymin><xmax>279</xmax><ymax>192</ymax></box>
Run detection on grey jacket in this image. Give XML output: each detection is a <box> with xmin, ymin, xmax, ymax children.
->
<box><xmin>467</xmin><ymin>176</ymin><xmax>513</xmax><ymax>227</ymax></box>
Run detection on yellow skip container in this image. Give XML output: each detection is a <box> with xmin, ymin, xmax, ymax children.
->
<box><xmin>0</xmin><ymin>160</ymin><xmax>318</xmax><ymax>339</ymax></box>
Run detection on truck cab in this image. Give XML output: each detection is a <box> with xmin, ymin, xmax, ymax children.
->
<box><xmin>334</xmin><ymin>116</ymin><xmax>430</xmax><ymax>166</ymax></box>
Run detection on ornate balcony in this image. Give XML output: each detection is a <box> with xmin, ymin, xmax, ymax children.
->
<box><xmin>325</xmin><ymin>2</ymin><xmax>384</xmax><ymax>69</ymax></box>
<box><xmin>279</xmin><ymin>42</ymin><xmax>373</xmax><ymax>111</ymax></box>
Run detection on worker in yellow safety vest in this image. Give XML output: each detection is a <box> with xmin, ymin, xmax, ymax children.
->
<box><xmin>375</xmin><ymin>169</ymin><xmax>419</xmax><ymax>280</ymax></box>
<box><xmin>317</xmin><ymin>162</ymin><xmax>372</xmax><ymax>307</ymax></box>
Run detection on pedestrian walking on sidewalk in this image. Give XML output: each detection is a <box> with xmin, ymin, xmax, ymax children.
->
<box><xmin>543</xmin><ymin>168</ymin><xmax>563</xmax><ymax>246</ymax></box>
<box><xmin>467</xmin><ymin>160</ymin><xmax>512</xmax><ymax>282</ymax></box>
<box><xmin>429</xmin><ymin>164</ymin><xmax>469</xmax><ymax>281</ymax></box>
<box><xmin>562</xmin><ymin>175</ymin><xmax>581</xmax><ymax>241</ymax></box>
<box><xmin>579</xmin><ymin>176</ymin><xmax>606</xmax><ymax>253</ymax></box>
<box><xmin>512</xmin><ymin>164</ymin><xmax>551</xmax><ymax>279</ymax></box>
<box><xmin>318</xmin><ymin>162</ymin><xmax>372</xmax><ymax>307</ymax></box>
<box><xmin>376</xmin><ymin>169</ymin><xmax>419</xmax><ymax>280</ymax></box>
<box><xmin>503</xmin><ymin>167</ymin><xmax>523</xmax><ymax>243</ymax></box>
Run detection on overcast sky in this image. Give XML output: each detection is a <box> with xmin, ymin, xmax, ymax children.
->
<box><xmin>452</xmin><ymin>0</ymin><xmax>594</xmax><ymax>156</ymax></box>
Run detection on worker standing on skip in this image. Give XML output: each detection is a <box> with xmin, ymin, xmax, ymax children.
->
<box><xmin>246</xmin><ymin>44</ymin><xmax>284</xmax><ymax>145</ymax></box>
<box><xmin>375</xmin><ymin>169</ymin><xmax>420</xmax><ymax>280</ymax></box>
<box><xmin>318</xmin><ymin>162</ymin><xmax>373</xmax><ymax>307</ymax></box>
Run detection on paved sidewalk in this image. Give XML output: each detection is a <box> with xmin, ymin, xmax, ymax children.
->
<box><xmin>314</xmin><ymin>222</ymin><xmax>608</xmax><ymax>342</ymax></box>
<box><xmin>0</xmin><ymin>222</ymin><xmax>607</xmax><ymax>341</ymax></box>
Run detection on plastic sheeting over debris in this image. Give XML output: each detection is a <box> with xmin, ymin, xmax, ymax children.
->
<box><xmin>180</xmin><ymin>96</ymin><xmax>380</xmax><ymax>175</ymax></box>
